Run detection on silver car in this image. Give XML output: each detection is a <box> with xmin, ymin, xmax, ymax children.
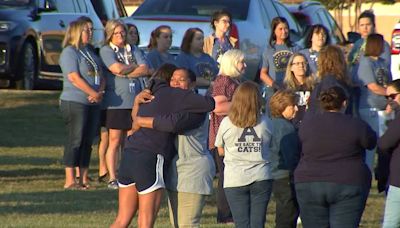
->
<box><xmin>123</xmin><ymin>0</ymin><xmax>303</xmax><ymax>81</ymax></box>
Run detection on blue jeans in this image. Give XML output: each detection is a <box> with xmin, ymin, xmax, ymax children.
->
<box><xmin>224</xmin><ymin>180</ymin><xmax>273</xmax><ymax>228</ymax></box>
<box><xmin>383</xmin><ymin>185</ymin><xmax>400</xmax><ymax>228</ymax></box>
<box><xmin>60</xmin><ymin>100</ymin><xmax>100</xmax><ymax>168</ymax></box>
<box><xmin>359</xmin><ymin>108</ymin><xmax>379</xmax><ymax>171</ymax></box>
<box><xmin>295</xmin><ymin>182</ymin><xmax>369</xmax><ymax>228</ymax></box>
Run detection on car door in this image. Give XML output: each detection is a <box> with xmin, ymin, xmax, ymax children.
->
<box><xmin>35</xmin><ymin>0</ymin><xmax>86</xmax><ymax>80</ymax></box>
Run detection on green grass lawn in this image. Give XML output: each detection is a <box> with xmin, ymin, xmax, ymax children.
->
<box><xmin>0</xmin><ymin>90</ymin><xmax>386</xmax><ymax>227</ymax></box>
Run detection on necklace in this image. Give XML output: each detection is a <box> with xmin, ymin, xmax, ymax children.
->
<box><xmin>109</xmin><ymin>42</ymin><xmax>137</xmax><ymax>65</ymax></box>
<box><xmin>79</xmin><ymin>47</ymin><xmax>100</xmax><ymax>85</ymax></box>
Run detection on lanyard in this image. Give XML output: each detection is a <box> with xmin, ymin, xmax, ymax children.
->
<box><xmin>79</xmin><ymin>48</ymin><xmax>100</xmax><ymax>85</ymax></box>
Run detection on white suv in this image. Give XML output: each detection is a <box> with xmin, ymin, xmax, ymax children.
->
<box><xmin>391</xmin><ymin>21</ymin><xmax>400</xmax><ymax>80</ymax></box>
<box><xmin>122</xmin><ymin>0</ymin><xmax>304</xmax><ymax>81</ymax></box>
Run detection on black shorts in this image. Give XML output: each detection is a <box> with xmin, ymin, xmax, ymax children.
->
<box><xmin>104</xmin><ymin>109</ymin><xmax>132</xmax><ymax>130</ymax></box>
<box><xmin>100</xmin><ymin>110</ymin><xmax>107</xmax><ymax>127</ymax></box>
<box><xmin>118</xmin><ymin>149</ymin><xmax>165</xmax><ymax>194</ymax></box>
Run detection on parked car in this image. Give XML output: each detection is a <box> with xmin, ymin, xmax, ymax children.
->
<box><xmin>391</xmin><ymin>20</ymin><xmax>400</xmax><ymax>80</ymax></box>
<box><xmin>0</xmin><ymin>0</ymin><xmax>126</xmax><ymax>90</ymax></box>
<box><xmin>285</xmin><ymin>1</ymin><xmax>347</xmax><ymax>46</ymax></box>
<box><xmin>122</xmin><ymin>0</ymin><xmax>304</xmax><ymax>81</ymax></box>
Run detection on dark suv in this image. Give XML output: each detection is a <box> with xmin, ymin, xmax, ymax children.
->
<box><xmin>0</xmin><ymin>0</ymin><xmax>126</xmax><ymax>90</ymax></box>
<box><xmin>286</xmin><ymin>1</ymin><xmax>347</xmax><ymax>46</ymax></box>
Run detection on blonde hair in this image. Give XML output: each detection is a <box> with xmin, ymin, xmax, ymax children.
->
<box><xmin>317</xmin><ymin>45</ymin><xmax>350</xmax><ymax>85</ymax></box>
<box><xmin>283</xmin><ymin>53</ymin><xmax>314</xmax><ymax>91</ymax></box>
<box><xmin>229</xmin><ymin>81</ymin><xmax>262</xmax><ymax>128</ymax></box>
<box><xmin>219</xmin><ymin>49</ymin><xmax>245</xmax><ymax>78</ymax></box>
<box><xmin>269</xmin><ymin>90</ymin><xmax>296</xmax><ymax>118</ymax></box>
<box><xmin>62</xmin><ymin>20</ymin><xmax>87</xmax><ymax>49</ymax></box>
<box><xmin>103</xmin><ymin>19</ymin><xmax>127</xmax><ymax>45</ymax></box>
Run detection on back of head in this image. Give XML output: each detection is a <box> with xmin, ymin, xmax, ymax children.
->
<box><xmin>319</xmin><ymin>86</ymin><xmax>347</xmax><ymax>111</ymax></box>
<box><xmin>365</xmin><ymin>33</ymin><xmax>384</xmax><ymax>57</ymax></box>
<box><xmin>229</xmin><ymin>81</ymin><xmax>262</xmax><ymax>128</ymax></box>
<box><xmin>388</xmin><ymin>79</ymin><xmax>400</xmax><ymax>92</ymax></box>
<box><xmin>269</xmin><ymin>90</ymin><xmax>296</xmax><ymax>118</ymax></box>
<box><xmin>317</xmin><ymin>45</ymin><xmax>349</xmax><ymax>84</ymax></box>
<box><xmin>219</xmin><ymin>49</ymin><xmax>245</xmax><ymax>78</ymax></box>
<box><xmin>152</xmin><ymin>63</ymin><xmax>178</xmax><ymax>82</ymax></box>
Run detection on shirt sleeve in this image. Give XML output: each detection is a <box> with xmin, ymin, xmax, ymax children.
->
<box><xmin>59</xmin><ymin>46</ymin><xmax>79</xmax><ymax>75</ymax></box>
<box><xmin>100</xmin><ymin>46</ymin><xmax>118</xmax><ymax>68</ymax></box>
<box><xmin>179</xmin><ymin>91</ymin><xmax>215</xmax><ymax>113</ymax></box>
<box><xmin>153</xmin><ymin>112</ymin><xmax>206</xmax><ymax>134</ymax></box>
<box><xmin>261</xmin><ymin>49</ymin><xmax>270</xmax><ymax>69</ymax></box>
<box><xmin>378</xmin><ymin>116</ymin><xmax>400</xmax><ymax>153</ymax></box>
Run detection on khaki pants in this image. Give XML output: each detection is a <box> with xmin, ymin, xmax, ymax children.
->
<box><xmin>167</xmin><ymin>190</ymin><xmax>206</xmax><ymax>228</ymax></box>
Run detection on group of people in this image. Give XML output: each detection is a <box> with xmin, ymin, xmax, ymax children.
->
<box><xmin>57</xmin><ymin>8</ymin><xmax>400</xmax><ymax>228</ymax></box>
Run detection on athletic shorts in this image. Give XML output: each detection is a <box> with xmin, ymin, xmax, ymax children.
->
<box><xmin>118</xmin><ymin>148</ymin><xmax>165</xmax><ymax>194</ymax></box>
<box><xmin>104</xmin><ymin>109</ymin><xmax>132</xmax><ymax>130</ymax></box>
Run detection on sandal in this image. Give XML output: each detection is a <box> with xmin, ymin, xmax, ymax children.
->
<box><xmin>98</xmin><ymin>173</ymin><xmax>108</xmax><ymax>183</ymax></box>
<box><xmin>64</xmin><ymin>183</ymin><xmax>78</xmax><ymax>190</ymax></box>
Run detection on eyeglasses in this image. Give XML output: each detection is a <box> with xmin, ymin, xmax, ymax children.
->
<box><xmin>291</xmin><ymin>62</ymin><xmax>307</xmax><ymax>66</ymax></box>
<box><xmin>113</xmin><ymin>31</ymin><xmax>126</xmax><ymax>36</ymax></box>
<box><xmin>83</xmin><ymin>28</ymin><xmax>94</xmax><ymax>33</ymax></box>
<box><xmin>385</xmin><ymin>93</ymin><xmax>400</xmax><ymax>100</ymax></box>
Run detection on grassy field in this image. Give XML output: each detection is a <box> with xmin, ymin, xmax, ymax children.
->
<box><xmin>0</xmin><ymin>90</ymin><xmax>386</xmax><ymax>227</ymax></box>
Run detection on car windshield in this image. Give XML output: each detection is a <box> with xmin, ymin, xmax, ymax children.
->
<box><xmin>0</xmin><ymin>0</ymin><xmax>29</xmax><ymax>6</ymax></box>
<box><xmin>133</xmin><ymin>0</ymin><xmax>250</xmax><ymax>20</ymax></box>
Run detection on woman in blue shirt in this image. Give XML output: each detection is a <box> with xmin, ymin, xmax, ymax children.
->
<box><xmin>146</xmin><ymin>25</ymin><xmax>176</xmax><ymax>70</ymax></box>
<box><xmin>59</xmin><ymin>19</ymin><xmax>105</xmax><ymax>189</ymax></box>
<box><xmin>100</xmin><ymin>19</ymin><xmax>149</xmax><ymax>189</ymax></box>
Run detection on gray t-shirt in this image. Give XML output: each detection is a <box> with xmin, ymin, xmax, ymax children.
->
<box><xmin>175</xmin><ymin>52</ymin><xmax>219</xmax><ymax>81</ymax></box>
<box><xmin>262</xmin><ymin>44</ymin><xmax>301</xmax><ymax>86</ymax></box>
<box><xmin>100</xmin><ymin>44</ymin><xmax>146</xmax><ymax>109</ymax></box>
<box><xmin>166</xmin><ymin>118</ymin><xmax>216</xmax><ymax>195</ymax></box>
<box><xmin>215</xmin><ymin>116</ymin><xmax>273</xmax><ymax>188</ymax></box>
<box><xmin>357</xmin><ymin>56</ymin><xmax>391</xmax><ymax>110</ymax></box>
<box><xmin>146</xmin><ymin>49</ymin><xmax>176</xmax><ymax>70</ymax></box>
<box><xmin>299</xmin><ymin>48</ymin><xmax>319</xmax><ymax>77</ymax></box>
<box><xmin>59</xmin><ymin>45</ymin><xmax>103</xmax><ymax>105</ymax></box>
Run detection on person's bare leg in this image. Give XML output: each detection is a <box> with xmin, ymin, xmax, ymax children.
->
<box><xmin>138</xmin><ymin>189</ymin><xmax>164</xmax><ymax>228</ymax></box>
<box><xmin>106</xmin><ymin>129</ymin><xmax>123</xmax><ymax>182</ymax></box>
<box><xmin>111</xmin><ymin>185</ymin><xmax>139</xmax><ymax>228</ymax></box>
<box><xmin>98</xmin><ymin>128</ymin><xmax>109</xmax><ymax>178</ymax></box>
<box><xmin>64</xmin><ymin>167</ymin><xmax>75</xmax><ymax>188</ymax></box>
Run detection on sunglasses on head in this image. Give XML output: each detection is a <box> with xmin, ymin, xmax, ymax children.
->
<box><xmin>385</xmin><ymin>93</ymin><xmax>400</xmax><ymax>100</ymax></box>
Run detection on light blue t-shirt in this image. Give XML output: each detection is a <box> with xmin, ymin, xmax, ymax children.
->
<box><xmin>146</xmin><ymin>49</ymin><xmax>176</xmax><ymax>70</ymax></box>
<box><xmin>100</xmin><ymin>44</ymin><xmax>147</xmax><ymax>109</ymax></box>
<box><xmin>299</xmin><ymin>48</ymin><xmax>319</xmax><ymax>77</ymax></box>
<box><xmin>348</xmin><ymin>38</ymin><xmax>391</xmax><ymax>85</ymax></box>
<box><xmin>166</xmin><ymin>117</ymin><xmax>216</xmax><ymax>195</ymax></box>
<box><xmin>215</xmin><ymin>116</ymin><xmax>273</xmax><ymax>188</ymax></box>
<box><xmin>261</xmin><ymin>44</ymin><xmax>301</xmax><ymax>86</ymax></box>
<box><xmin>357</xmin><ymin>56</ymin><xmax>391</xmax><ymax>110</ymax></box>
<box><xmin>175</xmin><ymin>52</ymin><xmax>219</xmax><ymax>81</ymax></box>
<box><xmin>59</xmin><ymin>45</ymin><xmax>103</xmax><ymax>105</ymax></box>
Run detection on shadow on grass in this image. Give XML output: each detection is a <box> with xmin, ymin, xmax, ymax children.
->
<box><xmin>0</xmin><ymin>189</ymin><xmax>118</xmax><ymax>215</ymax></box>
<box><xmin>0</xmin><ymin>167</ymin><xmax>63</xmax><ymax>178</ymax></box>
<box><xmin>0</xmin><ymin>103</ymin><xmax>65</xmax><ymax>147</ymax></box>
<box><xmin>0</xmin><ymin>155</ymin><xmax>60</xmax><ymax>166</ymax></box>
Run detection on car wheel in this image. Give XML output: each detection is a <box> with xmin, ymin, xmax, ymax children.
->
<box><xmin>15</xmin><ymin>42</ymin><xmax>37</xmax><ymax>90</ymax></box>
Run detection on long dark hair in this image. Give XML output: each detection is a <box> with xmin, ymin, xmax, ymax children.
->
<box><xmin>304</xmin><ymin>24</ymin><xmax>330</xmax><ymax>48</ymax></box>
<box><xmin>147</xmin><ymin>25</ymin><xmax>171</xmax><ymax>50</ymax></box>
<box><xmin>180</xmin><ymin>28</ymin><xmax>203</xmax><ymax>54</ymax></box>
<box><xmin>269</xmin><ymin>17</ymin><xmax>293</xmax><ymax>48</ymax></box>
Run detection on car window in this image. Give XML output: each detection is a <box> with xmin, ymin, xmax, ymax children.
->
<box><xmin>133</xmin><ymin>0</ymin><xmax>250</xmax><ymax>20</ymax></box>
<box><xmin>261</xmin><ymin>0</ymin><xmax>279</xmax><ymax>23</ymax></box>
<box><xmin>75</xmin><ymin>0</ymin><xmax>88</xmax><ymax>13</ymax></box>
<box><xmin>53</xmin><ymin>0</ymin><xmax>76</xmax><ymax>13</ymax></box>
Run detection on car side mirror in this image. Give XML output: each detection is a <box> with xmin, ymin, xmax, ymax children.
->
<box><xmin>38</xmin><ymin>0</ymin><xmax>56</xmax><ymax>13</ymax></box>
<box><xmin>347</xmin><ymin>31</ymin><xmax>361</xmax><ymax>44</ymax></box>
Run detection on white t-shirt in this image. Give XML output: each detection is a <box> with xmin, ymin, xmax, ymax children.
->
<box><xmin>215</xmin><ymin>116</ymin><xmax>273</xmax><ymax>188</ymax></box>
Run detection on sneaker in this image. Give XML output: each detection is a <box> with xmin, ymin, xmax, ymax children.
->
<box><xmin>107</xmin><ymin>180</ymin><xmax>118</xmax><ymax>189</ymax></box>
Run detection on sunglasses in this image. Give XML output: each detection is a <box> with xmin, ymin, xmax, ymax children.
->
<box><xmin>385</xmin><ymin>93</ymin><xmax>400</xmax><ymax>100</ymax></box>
